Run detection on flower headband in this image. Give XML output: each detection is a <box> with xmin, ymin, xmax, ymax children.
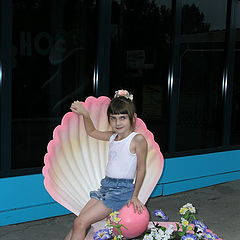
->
<box><xmin>114</xmin><ymin>89</ymin><xmax>133</xmax><ymax>101</ymax></box>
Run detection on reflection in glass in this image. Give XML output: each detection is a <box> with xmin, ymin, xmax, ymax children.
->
<box><xmin>109</xmin><ymin>0</ymin><xmax>172</xmax><ymax>153</ymax></box>
<box><xmin>176</xmin><ymin>0</ymin><xmax>227</xmax><ymax>151</ymax></box>
<box><xmin>181</xmin><ymin>0</ymin><xmax>227</xmax><ymax>33</ymax></box>
<box><xmin>12</xmin><ymin>0</ymin><xmax>97</xmax><ymax>169</ymax></box>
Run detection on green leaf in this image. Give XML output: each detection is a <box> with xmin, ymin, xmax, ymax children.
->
<box><xmin>182</xmin><ymin>226</ymin><xmax>187</xmax><ymax>235</ymax></box>
<box><xmin>119</xmin><ymin>224</ymin><xmax>128</xmax><ymax>230</ymax></box>
<box><xmin>178</xmin><ymin>231</ymin><xmax>184</xmax><ymax>237</ymax></box>
<box><xmin>107</xmin><ymin>224</ymin><xmax>116</xmax><ymax>228</ymax></box>
<box><xmin>159</xmin><ymin>226</ymin><xmax>166</xmax><ymax>231</ymax></box>
<box><xmin>176</xmin><ymin>223</ymin><xmax>180</xmax><ymax>231</ymax></box>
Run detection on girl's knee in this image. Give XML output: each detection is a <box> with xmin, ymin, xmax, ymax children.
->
<box><xmin>73</xmin><ymin>216</ymin><xmax>89</xmax><ymax>231</ymax></box>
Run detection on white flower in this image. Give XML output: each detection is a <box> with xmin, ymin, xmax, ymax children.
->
<box><xmin>162</xmin><ymin>234</ymin><xmax>171</xmax><ymax>240</ymax></box>
<box><xmin>182</xmin><ymin>203</ymin><xmax>196</xmax><ymax>213</ymax></box>
<box><xmin>109</xmin><ymin>211</ymin><xmax>119</xmax><ymax>217</ymax></box>
<box><xmin>165</xmin><ymin>225</ymin><xmax>174</xmax><ymax>235</ymax></box>
<box><xmin>116</xmin><ymin>235</ymin><xmax>123</xmax><ymax>240</ymax></box>
<box><xmin>113</xmin><ymin>217</ymin><xmax>121</xmax><ymax>223</ymax></box>
<box><xmin>109</xmin><ymin>211</ymin><xmax>121</xmax><ymax>224</ymax></box>
<box><xmin>188</xmin><ymin>206</ymin><xmax>196</xmax><ymax>213</ymax></box>
<box><xmin>150</xmin><ymin>228</ymin><xmax>158</xmax><ymax>237</ymax></box>
<box><xmin>181</xmin><ymin>217</ymin><xmax>189</xmax><ymax>227</ymax></box>
<box><xmin>155</xmin><ymin>232</ymin><xmax>164</xmax><ymax>240</ymax></box>
<box><xmin>114</xmin><ymin>90</ymin><xmax>133</xmax><ymax>101</ymax></box>
<box><xmin>157</xmin><ymin>229</ymin><xmax>165</xmax><ymax>236</ymax></box>
<box><xmin>183</xmin><ymin>203</ymin><xmax>193</xmax><ymax>208</ymax></box>
<box><xmin>196</xmin><ymin>231</ymin><xmax>204</xmax><ymax>238</ymax></box>
<box><xmin>179</xmin><ymin>207</ymin><xmax>188</xmax><ymax>215</ymax></box>
<box><xmin>143</xmin><ymin>234</ymin><xmax>154</xmax><ymax>240</ymax></box>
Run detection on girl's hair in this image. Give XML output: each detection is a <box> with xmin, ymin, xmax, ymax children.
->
<box><xmin>107</xmin><ymin>96</ymin><xmax>136</xmax><ymax>126</ymax></box>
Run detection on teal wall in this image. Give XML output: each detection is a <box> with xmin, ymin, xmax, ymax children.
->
<box><xmin>0</xmin><ymin>174</ymin><xmax>70</xmax><ymax>226</ymax></box>
<box><xmin>151</xmin><ymin>149</ymin><xmax>240</xmax><ymax>196</ymax></box>
<box><xmin>1</xmin><ymin>150</ymin><xmax>240</xmax><ymax>226</ymax></box>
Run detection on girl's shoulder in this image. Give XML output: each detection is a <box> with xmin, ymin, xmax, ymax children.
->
<box><xmin>109</xmin><ymin>133</ymin><xmax>118</xmax><ymax>142</ymax></box>
<box><xmin>132</xmin><ymin>132</ymin><xmax>147</xmax><ymax>144</ymax></box>
<box><xmin>130</xmin><ymin>133</ymin><xmax>147</xmax><ymax>154</ymax></box>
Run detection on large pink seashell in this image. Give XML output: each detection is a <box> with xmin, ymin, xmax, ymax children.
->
<box><xmin>42</xmin><ymin>96</ymin><xmax>164</xmax><ymax>216</ymax></box>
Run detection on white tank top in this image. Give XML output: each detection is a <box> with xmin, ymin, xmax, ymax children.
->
<box><xmin>105</xmin><ymin>132</ymin><xmax>139</xmax><ymax>179</ymax></box>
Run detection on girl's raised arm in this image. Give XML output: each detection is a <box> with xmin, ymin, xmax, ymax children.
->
<box><xmin>70</xmin><ymin>101</ymin><xmax>113</xmax><ymax>141</ymax></box>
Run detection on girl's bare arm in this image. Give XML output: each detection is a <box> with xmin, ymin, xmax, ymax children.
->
<box><xmin>128</xmin><ymin>134</ymin><xmax>147</xmax><ymax>213</ymax></box>
<box><xmin>70</xmin><ymin>101</ymin><xmax>113</xmax><ymax>141</ymax></box>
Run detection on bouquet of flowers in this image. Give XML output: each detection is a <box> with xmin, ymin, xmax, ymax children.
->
<box><xmin>143</xmin><ymin>203</ymin><xmax>220</xmax><ymax>240</ymax></box>
<box><xmin>93</xmin><ymin>211</ymin><xmax>127</xmax><ymax>240</ymax></box>
<box><xmin>93</xmin><ymin>203</ymin><xmax>221</xmax><ymax>240</ymax></box>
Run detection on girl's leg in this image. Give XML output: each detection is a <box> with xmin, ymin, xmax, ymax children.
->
<box><xmin>80</xmin><ymin>198</ymin><xmax>99</xmax><ymax>215</ymax></box>
<box><xmin>64</xmin><ymin>198</ymin><xmax>99</xmax><ymax>240</ymax></box>
<box><xmin>64</xmin><ymin>229</ymin><xmax>72</xmax><ymax>240</ymax></box>
<box><xmin>70</xmin><ymin>200</ymin><xmax>112</xmax><ymax>240</ymax></box>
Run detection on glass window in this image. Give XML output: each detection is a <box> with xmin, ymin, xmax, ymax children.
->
<box><xmin>12</xmin><ymin>0</ymin><xmax>97</xmax><ymax>169</ymax></box>
<box><xmin>231</xmin><ymin>2</ymin><xmax>240</xmax><ymax>145</ymax></box>
<box><xmin>176</xmin><ymin>0</ymin><xmax>227</xmax><ymax>151</ymax></box>
<box><xmin>109</xmin><ymin>0</ymin><xmax>172</xmax><ymax>153</ymax></box>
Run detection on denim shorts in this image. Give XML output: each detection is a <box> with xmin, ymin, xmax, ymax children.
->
<box><xmin>90</xmin><ymin>177</ymin><xmax>134</xmax><ymax>211</ymax></box>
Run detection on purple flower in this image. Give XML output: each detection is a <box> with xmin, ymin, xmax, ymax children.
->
<box><xmin>181</xmin><ymin>234</ymin><xmax>198</xmax><ymax>240</ymax></box>
<box><xmin>203</xmin><ymin>231</ymin><xmax>220</xmax><ymax>240</ymax></box>
<box><xmin>192</xmin><ymin>220</ymin><xmax>208</xmax><ymax>232</ymax></box>
<box><xmin>93</xmin><ymin>229</ymin><xmax>112</xmax><ymax>240</ymax></box>
<box><xmin>153</xmin><ymin>209</ymin><xmax>169</xmax><ymax>221</ymax></box>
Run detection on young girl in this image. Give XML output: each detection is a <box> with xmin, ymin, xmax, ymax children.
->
<box><xmin>65</xmin><ymin>90</ymin><xmax>148</xmax><ymax>240</ymax></box>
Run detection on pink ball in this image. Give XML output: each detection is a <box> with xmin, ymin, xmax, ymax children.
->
<box><xmin>115</xmin><ymin>204</ymin><xmax>150</xmax><ymax>238</ymax></box>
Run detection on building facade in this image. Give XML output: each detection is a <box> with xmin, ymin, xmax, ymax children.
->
<box><xmin>0</xmin><ymin>0</ymin><xmax>240</xmax><ymax>226</ymax></box>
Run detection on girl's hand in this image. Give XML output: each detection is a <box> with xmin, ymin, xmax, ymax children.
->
<box><xmin>70</xmin><ymin>101</ymin><xmax>88</xmax><ymax>116</ymax></box>
<box><xmin>127</xmin><ymin>196</ymin><xmax>145</xmax><ymax>214</ymax></box>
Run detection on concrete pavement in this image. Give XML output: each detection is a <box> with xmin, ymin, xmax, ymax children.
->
<box><xmin>1</xmin><ymin>180</ymin><xmax>240</xmax><ymax>240</ymax></box>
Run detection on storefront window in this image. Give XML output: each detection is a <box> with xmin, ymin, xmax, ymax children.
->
<box><xmin>11</xmin><ymin>0</ymin><xmax>97</xmax><ymax>169</ymax></box>
<box><xmin>231</xmin><ymin>2</ymin><xmax>240</xmax><ymax>145</ymax></box>
<box><xmin>109</xmin><ymin>0</ymin><xmax>172</xmax><ymax>152</ymax></box>
<box><xmin>176</xmin><ymin>0</ymin><xmax>227</xmax><ymax>151</ymax></box>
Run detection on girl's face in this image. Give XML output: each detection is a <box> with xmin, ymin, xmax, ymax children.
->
<box><xmin>109</xmin><ymin>114</ymin><xmax>133</xmax><ymax>135</ymax></box>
